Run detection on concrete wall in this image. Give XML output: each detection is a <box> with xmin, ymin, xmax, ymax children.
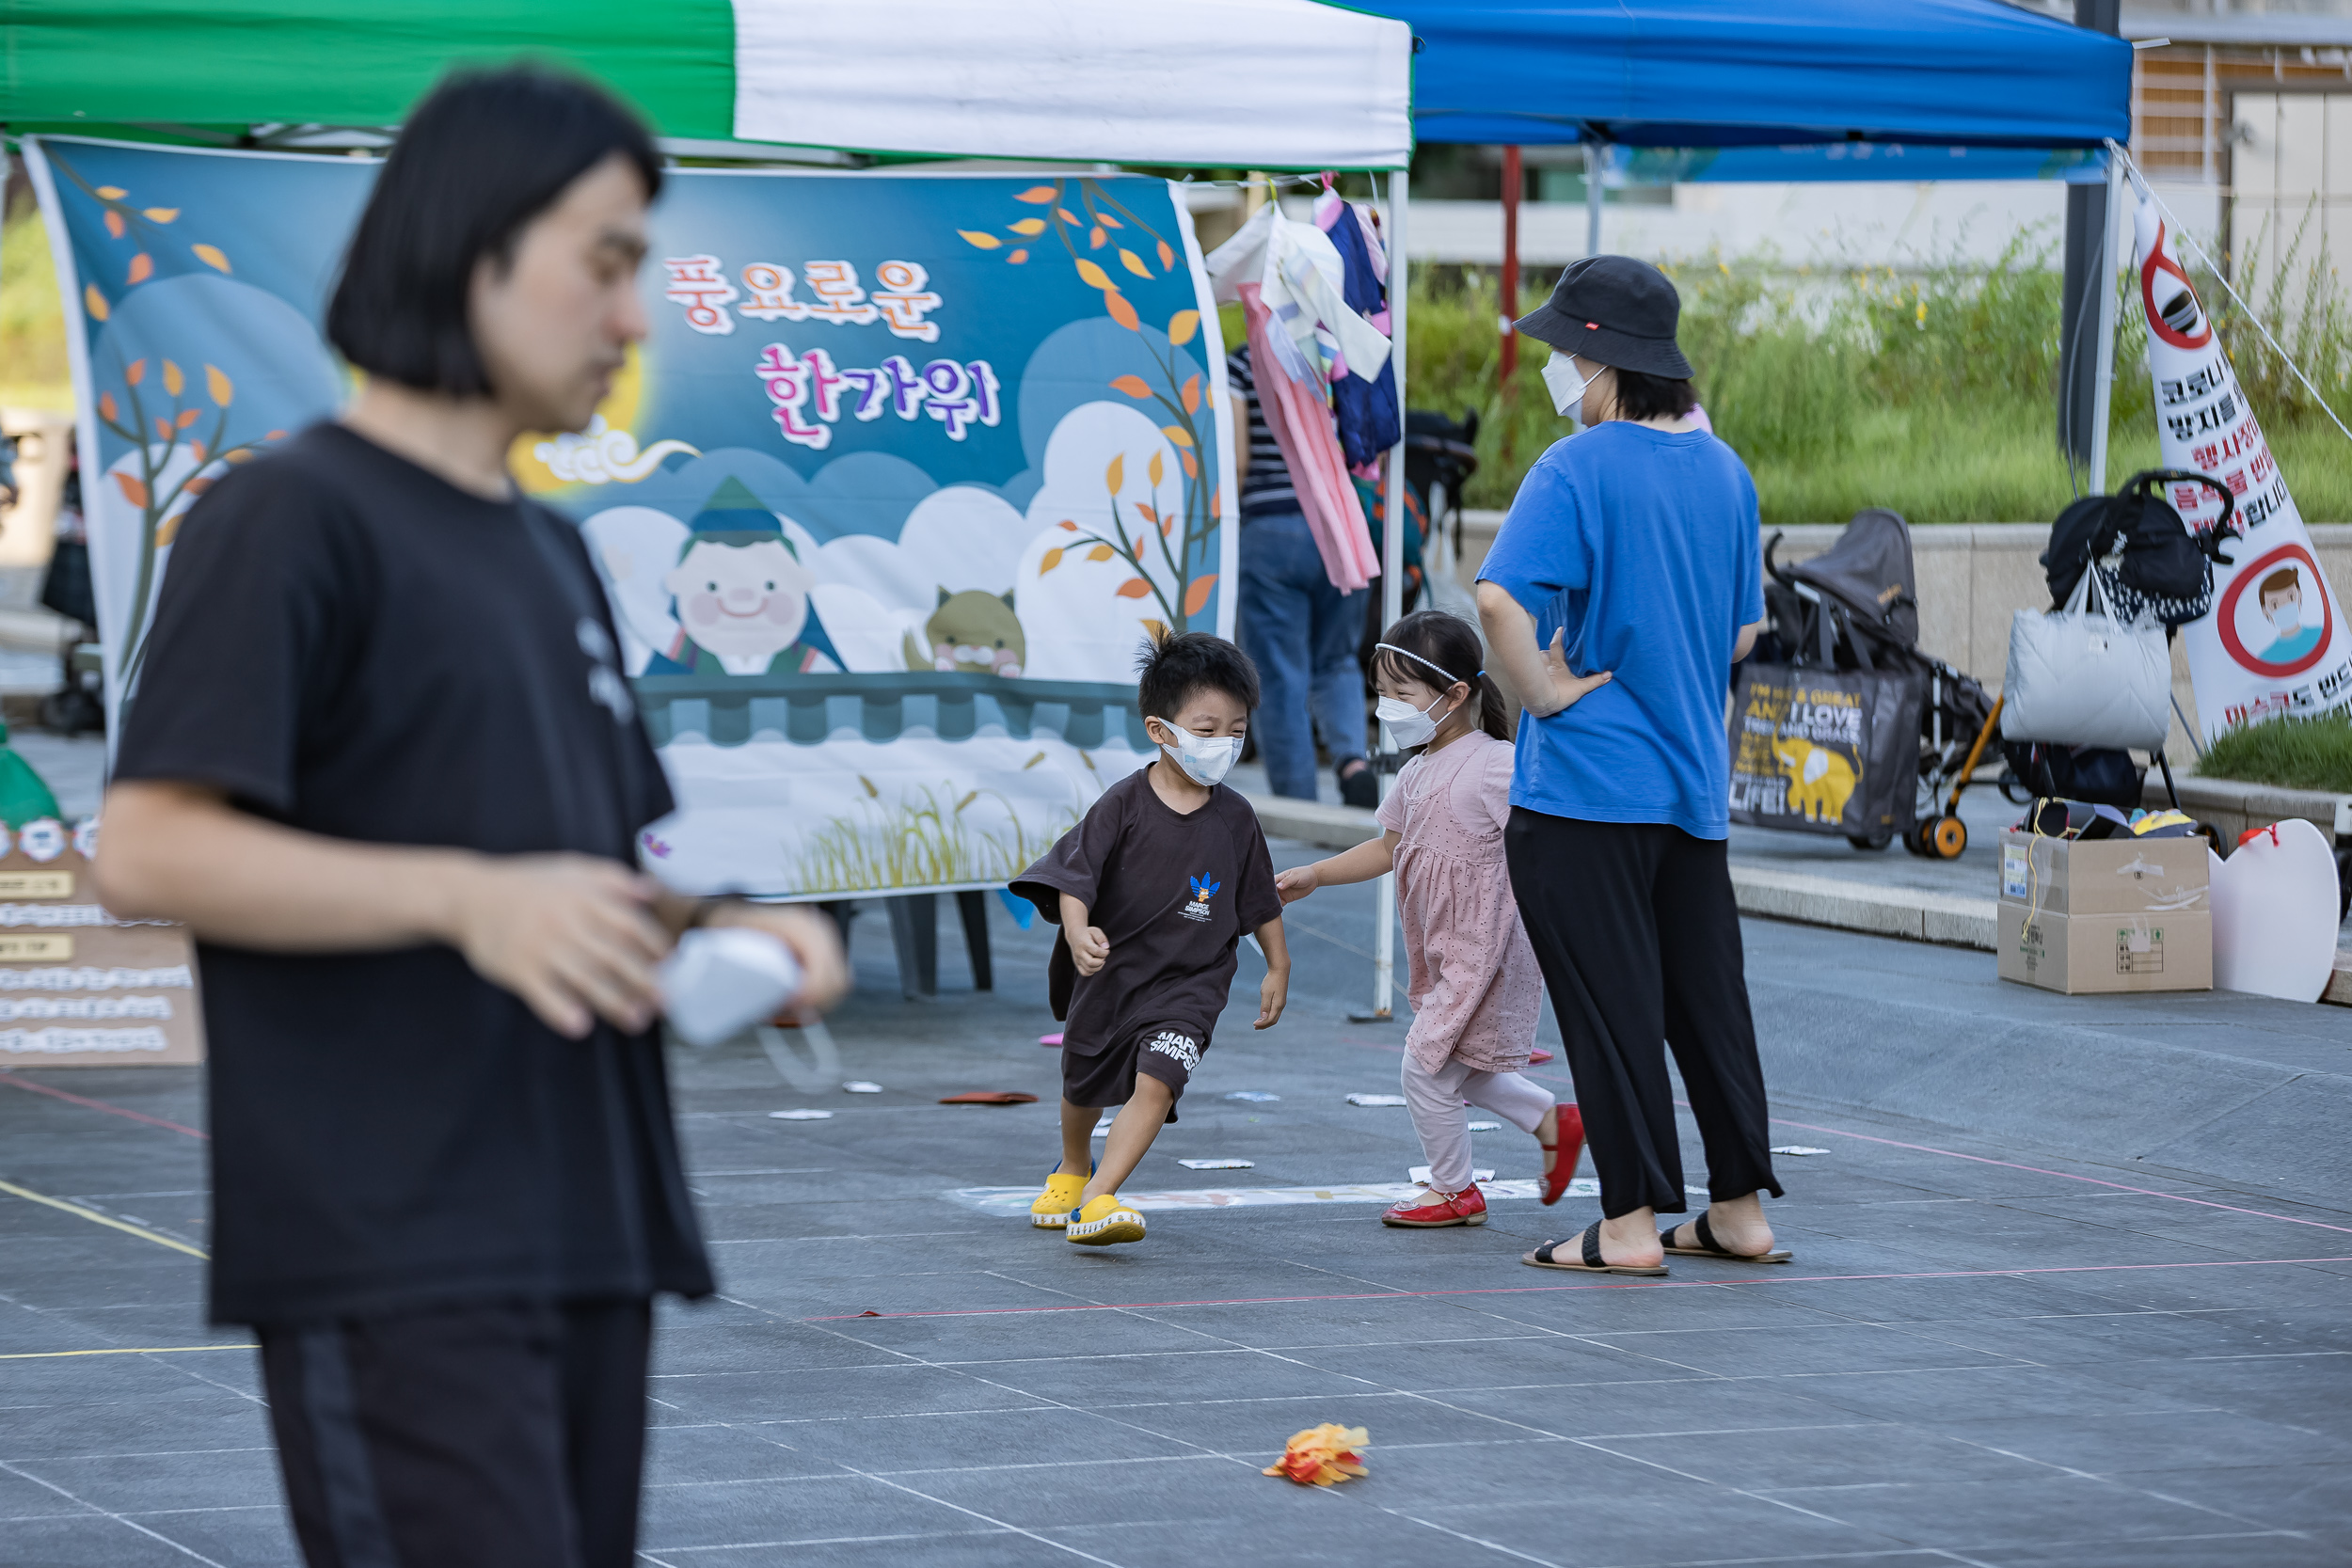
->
<box><xmin>1453</xmin><ymin>513</ymin><xmax>2352</xmax><ymax>768</ymax></box>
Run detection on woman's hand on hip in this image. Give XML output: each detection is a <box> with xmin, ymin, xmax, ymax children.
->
<box><xmin>1531</xmin><ymin>627</ymin><xmax>1613</xmax><ymax>719</ymax></box>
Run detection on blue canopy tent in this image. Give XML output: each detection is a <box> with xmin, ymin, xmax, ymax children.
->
<box><xmin>1338</xmin><ymin>1</ymin><xmax>2133</xmax><ymax>1014</ymax></box>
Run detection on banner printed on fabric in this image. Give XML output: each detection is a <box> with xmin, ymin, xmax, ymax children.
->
<box><xmin>30</xmin><ymin>138</ymin><xmax>1235</xmax><ymax>897</ymax></box>
<box><xmin>2128</xmin><ymin>192</ymin><xmax>2352</xmax><ymax>737</ymax></box>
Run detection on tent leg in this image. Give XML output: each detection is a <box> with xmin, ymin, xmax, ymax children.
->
<box><xmin>1358</xmin><ymin>167</ymin><xmax>1411</xmax><ymax>1026</ymax></box>
<box><xmin>1500</xmin><ymin>145</ymin><xmax>1521</xmax><ymax>384</ymax></box>
<box><xmin>1584</xmin><ymin>141</ymin><xmax>1604</xmax><ymax>257</ymax></box>
<box><xmin>2088</xmin><ymin>150</ymin><xmax>2124</xmax><ymax>494</ymax></box>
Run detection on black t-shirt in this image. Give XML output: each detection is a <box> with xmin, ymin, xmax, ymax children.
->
<box><xmin>1009</xmin><ymin>765</ymin><xmax>1282</xmax><ymax>1052</ymax></box>
<box><xmin>113</xmin><ymin>423</ymin><xmax>712</xmax><ymax>1326</ymax></box>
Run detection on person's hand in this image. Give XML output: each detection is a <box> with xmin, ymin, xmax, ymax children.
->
<box><xmin>1534</xmin><ymin>627</ymin><xmax>1613</xmax><ymax>718</ymax></box>
<box><xmin>1274</xmin><ymin>864</ymin><xmax>1320</xmax><ymax>904</ymax></box>
<box><xmin>1067</xmin><ymin>923</ymin><xmax>1109</xmax><ymax>976</ymax></box>
<box><xmin>703</xmin><ymin>903</ymin><xmax>850</xmax><ymax>1020</ymax></box>
<box><xmin>1255</xmin><ymin>966</ymin><xmax>1289</xmax><ymax>1030</ymax></box>
<box><xmin>445</xmin><ymin>853</ymin><xmax>669</xmax><ymax>1039</ymax></box>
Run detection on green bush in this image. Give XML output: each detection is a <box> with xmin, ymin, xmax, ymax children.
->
<box><xmin>2196</xmin><ymin>712</ymin><xmax>2352</xmax><ymax>795</ymax></box>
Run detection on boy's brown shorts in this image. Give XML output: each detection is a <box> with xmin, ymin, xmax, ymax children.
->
<box><xmin>1062</xmin><ymin>1021</ymin><xmax>1207</xmax><ymax>1121</ymax></box>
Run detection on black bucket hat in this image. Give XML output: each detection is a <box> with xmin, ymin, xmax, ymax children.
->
<box><xmin>1514</xmin><ymin>256</ymin><xmax>1693</xmax><ymax>379</ymax></box>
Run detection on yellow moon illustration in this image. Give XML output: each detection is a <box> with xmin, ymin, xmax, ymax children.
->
<box><xmin>509</xmin><ymin>345</ymin><xmax>647</xmax><ymax>496</ymax></box>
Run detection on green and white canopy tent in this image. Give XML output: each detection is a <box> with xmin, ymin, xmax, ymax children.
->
<box><xmin>8</xmin><ymin>0</ymin><xmax>1425</xmax><ymax>1005</ymax></box>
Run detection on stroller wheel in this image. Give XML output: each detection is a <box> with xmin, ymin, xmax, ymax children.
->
<box><xmin>1929</xmin><ymin>816</ymin><xmax>1968</xmax><ymax>859</ymax></box>
<box><xmin>1847</xmin><ymin>832</ymin><xmax>1894</xmax><ymax>852</ymax></box>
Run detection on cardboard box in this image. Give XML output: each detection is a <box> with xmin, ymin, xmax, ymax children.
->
<box><xmin>1997</xmin><ymin>830</ymin><xmax>2210</xmax><ymax>917</ymax></box>
<box><xmin>1997</xmin><ymin>903</ymin><xmax>2213</xmax><ymax>994</ymax></box>
<box><xmin>0</xmin><ymin>830</ymin><xmax>204</xmax><ymax>1068</ymax></box>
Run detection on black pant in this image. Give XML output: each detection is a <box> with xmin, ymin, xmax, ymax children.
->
<box><xmin>1504</xmin><ymin>810</ymin><xmax>1782</xmax><ymax>1219</ymax></box>
<box><xmin>258</xmin><ymin>1298</ymin><xmax>652</xmax><ymax>1568</ymax></box>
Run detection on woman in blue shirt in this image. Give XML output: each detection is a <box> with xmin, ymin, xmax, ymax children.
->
<box><xmin>1475</xmin><ymin>257</ymin><xmax>1787</xmax><ymax>1277</ymax></box>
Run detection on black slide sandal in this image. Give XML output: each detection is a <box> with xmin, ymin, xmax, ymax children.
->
<box><xmin>1521</xmin><ymin>1221</ymin><xmax>1670</xmax><ymax>1275</ymax></box>
<box><xmin>1659</xmin><ymin>1210</ymin><xmax>1791</xmax><ymax>1264</ymax></box>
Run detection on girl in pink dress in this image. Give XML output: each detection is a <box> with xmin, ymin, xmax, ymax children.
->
<box><xmin>1276</xmin><ymin>611</ymin><xmax>1591</xmax><ymax>1227</ymax></box>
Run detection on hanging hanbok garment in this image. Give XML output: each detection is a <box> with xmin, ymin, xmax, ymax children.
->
<box><xmin>1235</xmin><ymin>281</ymin><xmax>1382</xmax><ymax>593</ymax></box>
<box><xmin>1321</xmin><ymin>197</ymin><xmax>1402</xmax><ymax>467</ymax></box>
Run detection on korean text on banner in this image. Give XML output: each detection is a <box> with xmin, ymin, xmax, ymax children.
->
<box><xmin>30</xmin><ymin>138</ymin><xmax>1236</xmax><ymax>898</ymax></box>
<box><xmin>2129</xmin><ymin>192</ymin><xmax>2352</xmax><ymax>737</ymax></box>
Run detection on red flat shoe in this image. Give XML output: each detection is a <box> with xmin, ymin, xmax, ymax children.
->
<box><xmin>1539</xmin><ymin>1103</ymin><xmax>1584</xmax><ymax>1206</ymax></box>
<box><xmin>1381</xmin><ymin>1184</ymin><xmax>1487</xmax><ymax>1227</ymax></box>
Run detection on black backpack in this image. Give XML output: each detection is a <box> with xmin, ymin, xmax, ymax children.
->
<box><xmin>2043</xmin><ymin>468</ymin><xmax>2239</xmax><ymax>627</ymax></box>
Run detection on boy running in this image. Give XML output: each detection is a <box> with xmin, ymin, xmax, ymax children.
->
<box><xmin>1011</xmin><ymin>632</ymin><xmax>1289</xmax><ymax>1246</ymax></box>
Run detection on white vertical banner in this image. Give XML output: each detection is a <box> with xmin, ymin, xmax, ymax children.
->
<box><xmin>2130</xmin><ymin>192</ymin><xmax>2352</xmax><ymax>737</ymax></box>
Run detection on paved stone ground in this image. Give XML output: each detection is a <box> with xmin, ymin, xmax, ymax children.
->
<box><xmin>3</xmin><ymin>854</ymin><xmax>2351</xmax><ymax>1566</ymax></box>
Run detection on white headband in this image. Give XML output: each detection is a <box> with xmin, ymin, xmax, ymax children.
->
<box><xmin>1374</xmin><ymin>642</ymin><xmax>1476</xmax><ymax>688</ymax></box>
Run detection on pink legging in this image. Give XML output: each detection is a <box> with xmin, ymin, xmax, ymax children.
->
<box><xmin>1400</xmin><ymin>1053</ymin><xmax>1556</xmax><ymax>1194</ymax></box>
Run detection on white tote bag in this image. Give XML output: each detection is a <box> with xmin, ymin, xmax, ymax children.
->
<box><xmin>2001</xmin><ymin>562</ymin><xmax>2172</xmax><ymax>752</ymax></box>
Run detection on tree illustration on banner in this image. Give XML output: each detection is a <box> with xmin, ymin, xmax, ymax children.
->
<box><xmin>963</xmin><ymin>181</ymin><xmax>1218</xmax><ymax>634</ymax></box>
<box><xmin>2129</xmin><ymin>189</ymin><xmax>2352</xmax><ymax>736</ymax></box>
<box><xmin>50</xmin><ymin>150</ymin><xmax>292</xmax><ymax>705</ymax></box>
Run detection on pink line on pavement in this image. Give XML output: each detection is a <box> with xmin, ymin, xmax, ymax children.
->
<box><xmin>804</xmin><ymin>1254</ymin><xmax>2352</xmax><ymax>1321</ymax></box>
<box><xmin>0</xmin><ymin>1071</ymin><xmax>208</xmax><ymax>1140</ymax></box>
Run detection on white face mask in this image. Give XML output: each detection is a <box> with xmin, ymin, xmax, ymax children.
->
<box><xmin>1153</xmin><ymin>723</ymin><xmax>1240</xmax><ymax>786</ymax></box>
<box><xmin>1540</xmin><ymin>350</ymin><xmax>1608</xmax><ymax>420</ymax></box>
<box><xmin>1376</xmin><ymin>691</ymin><xmax>1454</xmax><ymax>750</ymax></box>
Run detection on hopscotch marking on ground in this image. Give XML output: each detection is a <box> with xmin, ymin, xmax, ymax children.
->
<box><xmin>943</xmin><ymin>1179</ymin><xmax>1706</xmax><ymax>1217</ymax></box>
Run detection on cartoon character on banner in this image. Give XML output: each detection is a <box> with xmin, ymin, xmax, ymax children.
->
<box><xmin>2129</xmin><ymin>188</ymin><xmax>2352</xmax><ymax>735</ymax></box>
<box><xmin>641</xmin><ymin>477</ymin><xmax>842</xmax><ymax>676</ymax></box>
<box><xmin>902</xmin><ymin>588</ymin><xmax>1026</xmax><ymax>676</ymax></box>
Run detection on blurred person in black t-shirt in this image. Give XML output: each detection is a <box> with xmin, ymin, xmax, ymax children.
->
<box><xmin>96</xmin><ymin>69</ymin><xmax>846</xmax><ymax>1568</ymax></box>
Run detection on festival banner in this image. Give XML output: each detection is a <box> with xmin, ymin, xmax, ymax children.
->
<box><xmin>28</xmin><ymin>137</ymin><xmax>1235</xmax><ymax>897</ymax></box>
<box><xmin>2128</xmin><ymin>192</ymin><xmax>2352</xmax><ymax>738</ymax></box>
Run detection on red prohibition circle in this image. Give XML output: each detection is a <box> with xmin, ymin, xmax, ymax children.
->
<box><xmin>2141</xmin><ymin>229</ymin><xmax>2213</xmax><ymax>352</ymax></box>
<box><xmin>2217</xmin><ymin>542</ymin><xmax>2332</xmax><ymax>677</ymax></box>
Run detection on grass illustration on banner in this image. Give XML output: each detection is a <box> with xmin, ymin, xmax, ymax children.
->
<box><xmin>791</xmin><ymin>778</ymin><xmax>1087</xmax><ymax>895</ymax></box>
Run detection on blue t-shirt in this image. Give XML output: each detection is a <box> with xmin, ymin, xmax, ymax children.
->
<box><xmin>1478</xmin><ymin>422</ymin><xmax>1764</xmax><ymax>839</ymax></box>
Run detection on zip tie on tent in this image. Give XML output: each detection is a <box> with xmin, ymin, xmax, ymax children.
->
<box><xmin>2106</xmin><ymin>138</ymin><xmax>2352</xmax><ymax>453</ymax></box>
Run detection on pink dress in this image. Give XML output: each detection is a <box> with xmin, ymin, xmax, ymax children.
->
<box><xmin>1375</xmin><ymin>731</ymin><xmax>1546</xmax><ymax>1074</ymax></box>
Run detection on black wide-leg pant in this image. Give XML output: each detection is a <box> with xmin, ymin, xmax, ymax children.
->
<box><xmin>1504</xmin><ymin>809</ymin><xmax>1782</xmax><ymax>1219</ymax></box>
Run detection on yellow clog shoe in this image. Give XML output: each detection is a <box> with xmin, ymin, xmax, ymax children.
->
<box><xmin>1029</xmin><ymin>1171</ymin><xmax>1088</xmax><ymax>1229</ymax></box>
<box><xmin>1066</xmin><ymin>1193</ymin><xmax>1145</xmax><ymax>1246</ymax></box>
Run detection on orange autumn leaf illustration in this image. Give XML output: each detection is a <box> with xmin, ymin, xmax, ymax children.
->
<box><xmin>1057</xmin><ymin>208</ymin><xmax>1082</xmax><ymax>226</ymax></box>
<box><xmin>957</xmin><ymin>230</ymin><xmax>1003</xmax><ymax>249</ymax></box>
<box><xmin>1013</xmin><ymin>185</ymin><xmax>1058</xmax><ymax>204</ymax></box>
<box><xmin>162</xmin><ymin>360</ymin><xmax>183</xmax><ymax>396</ymax></box>
<box><xmin>114</xmin><ymin>472</ymin><xmax>149</xmax><ymax>508</ymax></box>
<box><xmin>1007</xmin><ymin>218</ymin><xmax>1046</xmax><ymax>237</ymax></box>
<box><xmin>175</xmin><ymin>407</ymin><xmax>200</xmax><ymax>429</ymax></box>
<box><xmin>96</xmin><ymin>185</ymin><xmax>127</xmax><ymax>199</ymax></box>
<box><xmin>156</xmin><ymin>514</ymin><xmax>183</xmax><ymax>547</ymax></box>
<box><xmin>103</xmin><ymin>211</ymin><xmax>125</xmax><ymax>239</ymax></box>
<box><xmin>1057</xmin><ymin>519</ymin><xmax>1079</xmax><ymax>531</ymax></box>
<box><xmin>1089</xmin><ymin>226</ymin><xmax>1106</xmax><ymax>250</ymax></box>
<box><xmin>84</xmin><ymin>285</ymin><xmax>109</xmax><ymax>322</ymax></box>
<box><xmin>1007</xmin><ymin>249</ymin><xmax>1028</xmax><ymax>263</ymax></box>
<box><xmin>1118</xmin><ymin>248</ymin><xmax>1152</xmax><ymax>279</ymax></box>
<box><xmin>1104</xmin><ymin>292</ymin><xmax>1140</xmax><ymax>330</ymax></box>
<box><xmin>1104</xmin><ymin>454</ymin><xmax>1124</xmax><ymax>493</ymax></box>
<box><xmin>1181</xmin><ymin>374</ymin><xmax>1201</xmax><ymax>414</ymax></box>
<box><xmin>1115</xmin><ymin>578</ymin><xmax>1152</xmax><ymax>599</ymax></box>
<box><xmin>188</xmin><ymin>440</ymin><xmax>208</xmax><ymax>464</ymax></box>
<box><xmin>1178</xmin><ymin>448</ymin><xmax>1198</xmax><ymax>478</ymax></box>
<box><xmin>1184</xmin><ymin>575</ymin><xmax>1218</xmax><ymax>616</ymax></box>
<box><xmin>205</xmin><ymin>364</ymin><xmax>233</xmax><ymax>406</ymax></box>
<box><xmin>1073</xmin><ymin>258</ymin><xmax>1113</xmax><ymax>291</ymax></box>
<box><xmin>152</xmin><ymin>417</ymin><xmax>172</xmax><ymax>441</ymax></box>
<box><xmin>1156</xmin><ymin>240</ymin><xmax>1177</xmax><ymax>270</ymax></box>
<box><xmin>1100</xmin><ymin>212</ymin><xmax>1123</xmax><ymax>230</ymax></box>
<box><xmin>1040</xmin><ymin>546</ymin><xmax>1064</xmax><ymax>574</ymax></box>
<box><xmin>1108</xmin><ymin>374</ymin><xmax>1153</xmax><ymax>400</ymax></box>
<box><xmin>1167</xmin><ymin>309</ymin><xmax>1200</xmax><ymax>346</ymax></box>
<box><xmin>126</xmin><ymin>253</ymin><xmax>153</xmax><ymax>285</ymax></box>
<box><xmin>1147</xmin><ymin>451</ymin><xmax>1165</xmax><ymax>487</ymax></box>
<box><xmin>98</xmin><ymin>392</ymin><xmax>118</xmax><ymax>422</ymax></box>
<box><xmin>142</xmin><ymin>208</ymin><xmax>179</xmax><ymax>223</ymax></box>
<box><xmin>1136</xmin><ymin>503</ymin><xmax>1161</xmax><ymax>527</ymax></box>
<box><xmin>192</xmin><ymin>244</ymin><xmax>230</xmax><ymax>273</ymax></box>
<box><xmin>1159</xmin><ymin>424</ymin><xmax>1195</xmax><ymax>449</ymax></box>
<box><xmin>1085</xmin><ymin>544</ymin><xmax>1114</xmax><ymax>562</ymax></box>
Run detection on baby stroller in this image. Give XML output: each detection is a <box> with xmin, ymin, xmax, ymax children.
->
<box><xmin>1747</xmin><ymin>509</ymin><xmax>1999</xmax><ymax>858</ymax></box>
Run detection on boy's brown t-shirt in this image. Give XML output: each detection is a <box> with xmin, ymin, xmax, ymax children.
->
<box><xmin>1010</xmin><ymin>764</ymin><xmax>1282</xmax><ymax>1054</ymax></box>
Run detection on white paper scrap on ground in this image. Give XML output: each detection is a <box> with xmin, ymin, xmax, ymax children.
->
<box><xmin>2129</xmin><ymin>190</ymin><xmax>2352</xmax><ymax>736</ymax></box>
<box><xmin>946</xmin><ymin>1179</ymin><xmax>1703</xmax><ymax>1216</ymax></box>
<box><xmin>1092</xmin><ymin>1116</ymin><xmax>1116</xmax><ymax>1135</ymax></box>
<box><xmin>1177</xmin><ymin>1158</ymin><xmax>1254</xmax><ymax>1169</ymax></box>
<box><xmin>1225</xmin><ymin>1090</ymin><xmax>1279</xmax><ymax>1102</ymax></box>
<box><xmin>1467</xmin><ymin>1121</ymin><xmax>1503</xmax><ymax>1132</ymax></box>
<box><xmin>769</xmin><ymin>1109</ymin><xmax>834</xmax><ymax>1120</ymax></box>
<box><xmin>1772</xmin><ymin>1146</ymin><xmax>1831</xmax><ymax>1156</ymax></box>
<box><xmin>843</xmin><ymin>1081</ymin><xmax>882</xmax><ymax>1094</ymax></box>
<box><xmin>1409</xmin><ymin>1166</ymin><xmax>1494</xmax><ymax>1184</ymax></box>
<box><xmin>1346</xmin><ymin>1093</ymin><xmax>1408</xmax><ymax>1106</ymax></box>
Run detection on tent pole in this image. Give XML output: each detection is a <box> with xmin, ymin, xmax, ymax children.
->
<box><xmin>1367</xmin><ymin>166</ymin><xmax>1410</xmax><ymax>1024</ymax></box>
<box><xmin>1584</xmin><ymin>140</ymin><xmax>1604</xmax><ymax>257</ymax></box>
<box><xmin>2089</xmin><ymin>149</ymin><xmax>2124</xmax><ymax>494</ymax></box>
<box><xmin>1500</xmin><ymin>145</ymin><xmax>1522</xmax><ymax>385</ymax></box>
